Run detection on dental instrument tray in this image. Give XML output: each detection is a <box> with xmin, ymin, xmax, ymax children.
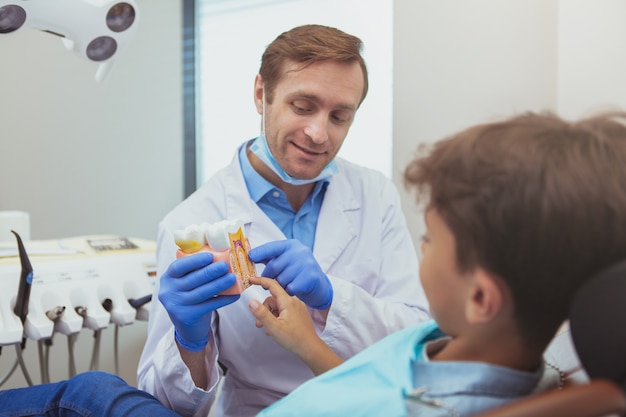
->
<box><xmin>0</xmin><ymin>235</ymin><xmax>156</xmax><ymax>345</ymax></box>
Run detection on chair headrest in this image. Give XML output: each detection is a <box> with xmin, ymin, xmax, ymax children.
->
<box><xmin>569</xmin><ymin>259</ymin><xmax>626</xmax><ymax>390</ymax></box>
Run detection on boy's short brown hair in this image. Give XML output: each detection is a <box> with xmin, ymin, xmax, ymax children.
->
<box><xmin>404</xmin><ymin>111</ymin><xmax>626</xmax><ymax>346</ymax></box>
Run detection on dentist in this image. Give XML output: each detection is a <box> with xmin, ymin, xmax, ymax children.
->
<box><xmin>138</xmin><ymin>24</ymin><xmax>429</xmax><ymax>417</ymax></box>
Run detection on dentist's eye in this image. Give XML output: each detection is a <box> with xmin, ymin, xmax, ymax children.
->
<box><xmin>331</xmin><ymin>112</ymin><xmax>351</xmax><ymax>124</ymax></box>
<box><xmin>291</xmin><ymin>101</ymin><xmax>312</xmax><ymax>114</ymax></box>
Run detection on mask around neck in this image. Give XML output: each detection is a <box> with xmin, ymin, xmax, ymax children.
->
<box><xmin>248</xmin><ymin>133</ymin><xmax>338</xmax><ymax>185</ymax></box>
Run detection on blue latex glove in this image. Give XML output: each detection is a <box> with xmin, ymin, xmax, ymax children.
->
<box><xmin>248</xmin><ymin>239</ymin><xmax>333</xmax><ymax>310</ymax></box>
<box><xmin>158</xmin><ymin>252</ymin><xmax>239</xmax><ymax>352</ymax></box>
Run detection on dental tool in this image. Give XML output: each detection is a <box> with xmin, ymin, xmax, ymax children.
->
<box><xmin>10</xmin><ymin>230</ymin><xmax>34</xmax><ymax>385</ymax></box>
<box><xmin>11</xmin><ymin>230</ymin><xmax>32</xmax><ymax>348</ymax></box>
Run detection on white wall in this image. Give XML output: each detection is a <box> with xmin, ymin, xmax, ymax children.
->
<box><xmin>557</xmin><ymin>0</ymin><xmax>626</xmax><ymax>117</ymax></box>
<box><xmin>393</xmin><ymin>0</ymin><xmax>626</xmax><ymax>252</ymax></box>
<box><xmin>0</xmin><ymin>0</ymin><xmax>184</xmax><ymax>242</ymax></box>
<box><xmin>0</xmin><ymin>0</ymin><xmax>183</xmax><ymax>388</ymax></box>
<box><xmin>394</xmin><ymin>0</ymin><xmax>559</xmax><ymax>251</ymax></box>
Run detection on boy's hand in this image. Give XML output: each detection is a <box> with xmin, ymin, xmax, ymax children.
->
<box><xmin>248</xmin><ymin>276</ymin><xmax>318</xmax><ymax>355</ymax></box>
<box><xmin>248</xmin><ymin>276</ymin><xmax>344</xmax><ymax>375</ymax></box>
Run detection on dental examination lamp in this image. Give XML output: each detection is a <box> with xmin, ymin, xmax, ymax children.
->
<box><xmin>0</xmin><ymin>0</ymin><xmax>139</xmax><ymax>82</ymax></box>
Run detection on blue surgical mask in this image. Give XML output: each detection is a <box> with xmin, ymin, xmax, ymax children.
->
<box><xmin>249</xmin><ymin>88</ymin><xmax>338</xmax><ymax>185</ymax></box>
<box><xmin>249</xmin><ymin>133</ymin><xmax>338</xmax><ymax>185</ymax></box>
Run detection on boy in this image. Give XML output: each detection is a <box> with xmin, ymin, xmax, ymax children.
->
<box><xmin>248</xmin><ymin>111</ymin><xmax>626</xmax><ymax>416</ymax></box>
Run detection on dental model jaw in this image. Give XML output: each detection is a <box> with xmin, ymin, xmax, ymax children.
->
<box><xmin>174</xmin><ymin>223</ymin><xmax>207</xmax><ymax>254</ymax></box>
<box><xmin>174</xmin><ymin>220</ymin><xmax>256</xmax><ymax>295</ymax></box>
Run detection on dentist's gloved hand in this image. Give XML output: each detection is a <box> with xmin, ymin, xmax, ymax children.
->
<box><xmin>158</xmin><ymin>253</ymin><xmax>239</xmax><ymax>352</ymax></box>
<box><xmin>248</xmin><ymin>239</ymin><xmax>333</xmax><ymax>310</ymax></box>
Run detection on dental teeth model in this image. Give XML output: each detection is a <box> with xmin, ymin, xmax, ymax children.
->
<box><xmin>174</xmin><ymin>220</ymin><xmax>256</xmax><ymax>295</ymax></box>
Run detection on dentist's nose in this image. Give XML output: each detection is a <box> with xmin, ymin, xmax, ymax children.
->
<box><xmin>304</xmin><ymin>116</ymin><xmax>329</xmax><ymax>144</ymax></box>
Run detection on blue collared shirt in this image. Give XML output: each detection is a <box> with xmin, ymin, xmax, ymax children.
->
<box><xmin>238</xmin><ymin>141</ymin><xmax>329</xmax><ymax>250</ymax></box>
<box><xmin>258</xmin><ymin>321</ymin><xmax>546</xmax><ymax>417</ymax></box>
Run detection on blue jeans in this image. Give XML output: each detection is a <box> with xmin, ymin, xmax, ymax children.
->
<box><xmin>0</xmin><ymin>371</ymin><xmax>181</xmax><ymax>417</ymax></box>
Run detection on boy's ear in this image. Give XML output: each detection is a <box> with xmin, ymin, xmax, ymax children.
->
<box><xmin>465</xmin><ymin>268</ymin><xmax>508</xmax><ymax>324</ymax></box>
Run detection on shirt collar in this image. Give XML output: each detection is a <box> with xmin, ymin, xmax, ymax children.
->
<box><xmin>239</xmin><ymin>140</ymin><xmax>275</xmax><ymax>203</ymax></box>
<box><xmin>239</xmin><ymin>140</ymin><xmax>331</xmax><ymax>203</ymax></box>
<box><xmin>415</xmin><ymin>344</ymin><xmax>544</xmax><ymax>398</ymax></box>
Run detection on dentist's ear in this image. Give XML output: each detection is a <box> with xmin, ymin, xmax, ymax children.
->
<box><xmin>253</xmin><ymin>74</ymin><xmax>264</xmax><ymax>115</ymax></box>
<box><xmin>465</xmin><ymin>269</ymin><xmax>509</xmax><ymax>324</ymax></box>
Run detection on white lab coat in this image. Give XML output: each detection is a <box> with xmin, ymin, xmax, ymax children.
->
<box><xmin>137</xmin><ymin>144</ymin><xmax>430</xmax><ymax>417</ymax></box>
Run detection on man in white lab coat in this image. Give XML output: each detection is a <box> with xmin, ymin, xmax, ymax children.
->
<box><xmin>137</xmin><ymin>24</ymin><xmax>430</xmax><ymax>417</ymax></box>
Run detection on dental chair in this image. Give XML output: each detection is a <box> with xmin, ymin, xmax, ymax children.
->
<box><xmin>476</xmin><ymin>260</ymin><xmax>626</xmax><ymax>417</ymax></box>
